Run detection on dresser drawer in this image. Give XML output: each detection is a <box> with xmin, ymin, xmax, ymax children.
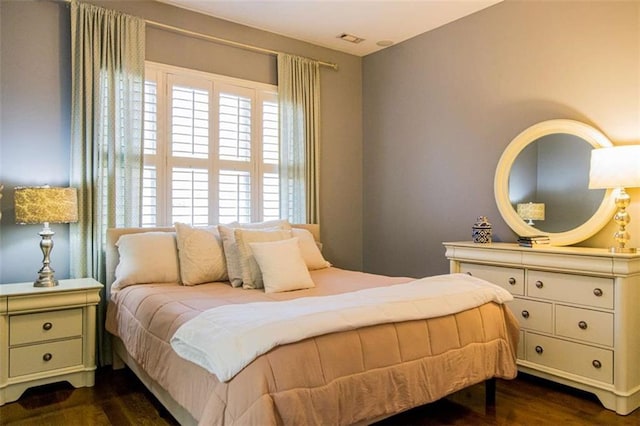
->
<box><xmin>9</xmin><ymin>308</ymin><xmax>83</xmax><ymax>346</ymax></box>
<box><xmin>509</xmin><ymin>298</ymin><xmax>552</xmax><ymax>333</ymax></box>
<box><xmin>9</xmin><ymin>338</ymin><xmax>83</xmax><ymax>377</ymax></box>
<box><xmin>527</xmin><ymin>271</ymin><xmax>613</xmax><ymax>309</ymax></box>
<box><xmin>460</xmin><ymin>263</ymin><xmax>524</xmax><ymax>295</ymax></box>
<box><xmin>526</xmin><ymin>333</ymin><xmax>613</xmax><ymax>384</ymax></box>
<box><xmin>555</xmin><ymin>305</ymin><xmax>613</xmax><ymax>347</ymax></box>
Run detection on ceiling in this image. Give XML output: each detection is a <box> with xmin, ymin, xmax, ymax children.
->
<box><xmin>157</xmin><ymin>1</ymin><xmax>503</xmax><ymax>57</ymax></box>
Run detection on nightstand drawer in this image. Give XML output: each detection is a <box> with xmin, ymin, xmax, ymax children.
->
<box><xmin>527</xmin><ymin>271</ymin><xmax>613</xmax><ymax>309</ymax></box>
<box><xmin>9</xmin><ymin>308</ymin><xmax>83</xmax><ymax>346</ymax></box>
<box><xmin>509</xmin><ymin>298</ymin><xmax>552</xmax><ymax>333</ymax></box>
<box><xmin>555</xmin><ymin>305</ymin><xmax>613</xmax><ymax>347</ymax></box>
<box><xmin>459</xmin><ymin>263</ymin><xmax>524</xmax><ymax>295</ymax></box>
<box><xmin>526</xmin><ymin>333</ymin><xmax>613</xmax><ymax>384</ymax></box>
<box><xmin>9</xmin><ymin>338</ymin><xmax>83</xmax><ymax>377</ymax></box>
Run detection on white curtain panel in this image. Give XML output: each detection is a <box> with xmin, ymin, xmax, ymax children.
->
<box><xmin>277</xmin><ymin>53</ymin><xmax>321</xmax><ymax>224</ymax></box>
<box><xmin>69</xmin><ymin>2</ymin><xmax>145</xmax><ymax>364</ymax></box>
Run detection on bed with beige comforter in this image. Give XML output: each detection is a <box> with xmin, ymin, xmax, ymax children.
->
<box><xmin>106</xmin><ymin>265</ymin><xmax>519</xmax><ymax>425</ymax></box>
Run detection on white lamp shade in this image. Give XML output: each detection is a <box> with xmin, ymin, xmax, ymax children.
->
<box><xmin>589</xmin><ymin>145</ymin><xmax>640</xmax><ymax>189</ymax></box>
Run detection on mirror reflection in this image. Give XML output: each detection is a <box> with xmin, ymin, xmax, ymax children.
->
<box><xmin>508</xmin><ymin>133</ymin><xmax>605</xmax><ymax>233</ymax></box>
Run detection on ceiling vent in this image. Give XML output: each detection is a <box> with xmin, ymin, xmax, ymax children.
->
<box><xmin>337</xmin><ymin>33</ymin><xmax>365</xmax><ymax>44</ymax></box>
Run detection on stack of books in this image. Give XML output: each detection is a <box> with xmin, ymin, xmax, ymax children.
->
<box><xmin>517</xmin><ymin>235</ymin><xmax>550</xmax><ymax>247</ymax></box>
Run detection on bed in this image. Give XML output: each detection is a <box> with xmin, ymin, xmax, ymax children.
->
<box><xmin>105</xmin><ymin>224</ymin><xmax>519</xmax><ymax>425</ymax></box>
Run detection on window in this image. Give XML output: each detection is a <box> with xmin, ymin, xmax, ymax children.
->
<box><xmin>143</xmin><ymin>62</ymin><xmax>279</xmax><ymax>226</ymax></box>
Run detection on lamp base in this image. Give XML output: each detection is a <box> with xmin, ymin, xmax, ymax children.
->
<box><xmin>609</xmin><ymin>247</ymin><xmax>637</xmax><ymax>254</ymax></box>
<box><xmin>34</xmin><ymin>275</ymin><xmax>59</xmax><ymax>287</ymax></box>
<box><xmin>34</xmin><ymin>225</ymin><xmax>58</xmax><ymax>287</ymax></box>
<box><xmin>34</xmin><ymin>262</ymin><xmax>58</xmax><ymax>287</ymax></box>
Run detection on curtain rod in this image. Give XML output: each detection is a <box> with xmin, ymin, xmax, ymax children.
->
<box><xmin>146</xmin><ymin>20</ymin><xmax>338</xmax><ymax>71</ymax></box>
<box><xmin>59</xmin><ymin>0</ymin><xmax>338</xmax><ymax>70</ymax></box>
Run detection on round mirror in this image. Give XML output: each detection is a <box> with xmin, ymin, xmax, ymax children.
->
<box><xmin>494</xmin><ymin>119</ymin><xmax>616</xmax><ymax>246</ymax></box>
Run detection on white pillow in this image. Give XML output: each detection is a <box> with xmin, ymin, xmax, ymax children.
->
<box><xmin>113</xmin><ymin>232</ymin><xmax>180</xmax><ymax>290</ymax></box>
<box><xmin>249</xmin><ymin>238</ymin><xmax>315</xmax><ymax>293</ymax></box>
<box><xmin>291</xmin><ymin>228</ymin><xmax>331</xmax><ymax>270</ymax></box>
<box><xmin>218</xmin><ymin>220</ymin><xmax>291</xmax><ymax>287</ymax></box>
<box><xmin>235</xmin><ymin>228</ymin><xmax>292</xmax><ymax>289</ymax></box>
<box><xmin>174</xmin><ymin>223</ymin><xmax>227</xmax><ymax>285</ymax></box>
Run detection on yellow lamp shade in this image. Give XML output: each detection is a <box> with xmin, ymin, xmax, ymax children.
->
<box><xmin>14</xmin><ymin>186</ymin><xmax>78</xmax><ymax>224</ymax></box>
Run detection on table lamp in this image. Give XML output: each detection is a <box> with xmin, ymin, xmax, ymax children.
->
<box><xmin>589</xmin><ymin>145</ymin><xmax>640</xmax><ymax>253</ymax></box>
<box><xmin>14</xmin><ymin>186</ymin><xmax>78</xmax><ymax>287</ymax></box>
<box><xmin>517</xmin><ymin>202</ymin><xmax>545</xmax><ymax>225</ymax></box>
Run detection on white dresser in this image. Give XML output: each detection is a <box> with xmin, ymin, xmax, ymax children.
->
<box><xmin>0</xmin><ymin>278</ymin><xmax>102</xmax><ymax>405</ymax></box>
<box><xmin>444</xmin><ymin>242</ymin><xmax>640</xmax><ymax>415</ymax></box>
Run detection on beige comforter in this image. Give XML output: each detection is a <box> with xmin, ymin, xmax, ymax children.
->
<box><xmin>106</xmin><ymin>267</ymin><xmax>519</xmax><ymax>425</ymax></box>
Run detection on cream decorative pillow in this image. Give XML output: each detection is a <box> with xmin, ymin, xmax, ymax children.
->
<box><xmin>113</xmin><ymin>232</ymin><xmax>180</xmax><ymax>290</ymax></box>
<box><xmin>249</xmin><ymin>238</ymin><xmax>315</xmax><ymax>293</ymax></box>
<box><xmin>218</xmin><ymin>220</ymin><xmax>292</xmax><ymax>287</ymax></box>
<box><xmin>235</xmin><ymin>228</ymin><xmax>292</xmax><ymax>289</ymax></box>
<box><xmin>175</xmin><ymin>223</ymin><xmax>227</xmax><ymax>285</ymax></box>
<box><xmin>291</xmin><ymin>228</ymin><xmax>331</xmax><ymax>270</ymax></box>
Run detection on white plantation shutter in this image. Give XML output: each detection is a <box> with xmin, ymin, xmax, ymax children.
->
<box><xmin>142</xmin><ymin>78</ymin><xmax>159</xmax><ymax>227</ymax></box>
<box><xmin>219</xmin><ymin>92</ymin><xmax>252</xmax><ymax>161</ymax></box>
<box><xmin>219</xmin><ymin>170</ymin><xmax>251</xmax><ymax>224</ymax></box>
<box><xmin>142</xmin><ymin>62</ymin><xmax>279</xmax><ymax>226</ymax></box>
<box><xmin>142</xmin><ymin>166</ymin><xmax>157</xmax><ymax>226</ymax></box>
<box><xmin>262</xmin><ymin>98</ymin><xmax>279</xmax><ymax>221</ymax></box>
<box><xmin>263</xmin><ymin>172</ymin><xmax>279</xmax><ymax>221</ymax></box>
<box><xmin>172</xmin><ymin>167</ymin><xmax>209</xmax><ymax>225</ymax></box>
<box><xmin>172</xmin><ymin>85</ymin><xmax>209</xmax><ymax>159</ymax></box>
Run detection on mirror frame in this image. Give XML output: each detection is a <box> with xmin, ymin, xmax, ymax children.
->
<box><xmin>494</xmin><ymin>119</ymin><xmax>616</xmax><ymax>246</ymax></box>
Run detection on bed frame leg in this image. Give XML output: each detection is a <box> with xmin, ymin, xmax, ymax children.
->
<box><xmin>485</xmin><ymin>378</ymin><xmax>496</xmax><ymax>406</ymax></box>
<box><xmin>112</xmin><ymin>348</ymin><xmax>125</xmax><ymax>370</ymax></box>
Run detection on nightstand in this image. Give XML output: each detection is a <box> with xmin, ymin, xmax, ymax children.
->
<box><xmin>0</xmin><ymin>278</ymin><xmax>103</xmax><ymax>405</ymax></box>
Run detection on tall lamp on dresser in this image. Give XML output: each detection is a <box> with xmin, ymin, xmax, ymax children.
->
<box><xmin>589</xmin><ymin>145</ymin><xmax>640</xmax><ymax>253</ymax></box>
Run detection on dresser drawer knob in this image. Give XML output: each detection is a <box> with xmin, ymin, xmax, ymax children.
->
<box><xmin>42</xmin><ymin>322</ymin><xmax>53</xmax><ymax>331</ymax></box>
<box><xmin>535</xmin><ymin>345</ymin><xmax>544</xmax><ymax>355</ymax></box>
<box><xmin>43</xmin><ymin>353</ymin><xmax>53</xmax><ymax>362</ymax></box>
<box><xmin>521</xmin><ymin>310</ymin><xmax>530</xmax><ymax>319</ymax></box>
<box><xmin>593</xmin><ymin>288</ymin><xmax>603</xmax><ymax>297</ymax></box>
<box><xmin>508</xmin><ymin>277</ymin><xmax>516</xmax><ymax>285</ymax></box>
<box><xmin>592</xmin><ymin>360</ymin><xmax>602</xmax><ymax>369</ymax></box>
<box><xmin>535</xmin><ymin>280</ymin><xmax>544</xmax><ymax>289</ymax></box>
<box><xmin>578</xmin><ymin>321</ymin><xmax>588</xmax><ymax>330</ymax></box>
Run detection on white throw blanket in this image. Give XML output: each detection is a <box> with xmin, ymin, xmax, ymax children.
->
<box><xmin>170</xmin><ymin>273</ymin><xmax>513</xmax><ymax>382</ymax></box>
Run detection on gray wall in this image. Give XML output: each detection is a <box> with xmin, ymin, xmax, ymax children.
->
<box><xmin>0</xmin><ymin>1</ymin><xmax>73</xmax><ymax>284</ymax></box>
<box><xmin>0</xmin><ymin>0</ymin><xmax>363</xmax><ymax>284</ymax></box>
<box><xmin>363</xmin><ymin>0</ymin><xmax>640</xmax><ymax>278</ymax></box>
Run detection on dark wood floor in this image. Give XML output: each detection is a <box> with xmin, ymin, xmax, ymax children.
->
<box><xmin>1</xmin><ymin>368</ymin><xmax>639</xmax><ymax>425</ymax></box>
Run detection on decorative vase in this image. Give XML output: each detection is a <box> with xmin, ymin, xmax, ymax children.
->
<box><xmin>472</xmin><ymin>216</ymin><xmax>492</xmax><ymax>244</ymax></box>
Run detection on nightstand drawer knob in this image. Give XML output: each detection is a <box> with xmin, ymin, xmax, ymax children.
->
<box><xmin>521</xmin><ymin>310</ymin><xmax>530</xmax><ymax>319</ymax></box>
<box><xmin>535</xmin><ymin>280</ymin><xmax>544</xmax><ymax>289</ymax></box>
<box><xmin>578</xmin><ymin>321</ymin><xmax>588</xmax><ymax>330</ymax></box>
<box><xmin>592</xmin><ymin>360</ymin><xmax>602</xmax><ymax>369</ymax></box>
<box><xmin>43</xmin><ymin>353</ymin><xmax>53</xmax><ymax>362</ymax></box>
<box><xmin>508</xmin><ymin>277</ymin><xmax>516</xmax><ymax>285</ymax></box>
<box><xmin>42</xmin><ymin>322</ymin><xmax>53</xmax><ymax>331</ymax></box>
<box><xmin>535</xmin><ymin>345</ymin><xmax>544</xmax><ymax>355</ymax></box>
<box><xmin>593</xmin><ymin>288</ymin><xmax>603</xmax><ymax>297</ymax></box>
